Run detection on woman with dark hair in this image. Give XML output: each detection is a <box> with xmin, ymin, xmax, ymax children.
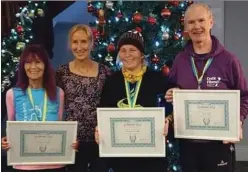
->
<box><xmin>1</xmin><ymin>44</ymin><xmax>77</xmax><ymax>172</ymax></box>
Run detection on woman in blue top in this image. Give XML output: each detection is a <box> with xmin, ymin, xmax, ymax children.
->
<box><xmin>1</xmin><ymin>44</ymin><xmax>77</xmax><ymax>172</ymax></box>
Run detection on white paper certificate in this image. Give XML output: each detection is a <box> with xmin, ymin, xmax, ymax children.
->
<box><xmin>173</xmin><ymin>89</ymin><xmax>240</xmax><ymax>141</ymax></box>
<box><xmin>21</xmin><ymin>131</ymin><xmax>66</xmax><ymax>155</ymax></box>
<box><xmin>97</xmin><ymin>108</ymin><xmax>166</xmax><ymax>157</ymax></box>
<box><xmin>7</xmin><ymin>121</ymin><xmax>78</xmax><ymax>165</ymax></box>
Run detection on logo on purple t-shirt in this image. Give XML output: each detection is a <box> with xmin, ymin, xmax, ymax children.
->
<box><xmin>206</xmin><ymin>76</ymin><xmax>222</xmax><ymax>87</ymax></box>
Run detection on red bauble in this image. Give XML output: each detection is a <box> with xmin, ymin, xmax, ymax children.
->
<box><xmin>132</xmin><ymin>11</ymin><xmax>142</xmax><ymax>23</ymax></box>
<box><xmin>151</xmin><ymin>55</ymin><xmax>160</xmax><ymax>64</ymax></box>
<box><xmin>174</xmin><ymin>33</ymin><xmax>180</xmax><ymax>40</ymax></box>
<box><xmin>91</xmin><ymin>28</ymin><xmax>100</xmax><ymax>40</ymax></box>
<box><xmin>16</xmin><ymin>25</ymin><xmax>23</xmax><ymax>33</ymax></box>
<box><xmin>161</xmin><ymin>8</ymin><xmax>171</xmax><ymax>18</ymax></box>
<box><xmin>162</xmin><ymin>65</ymin><xmax>170</xmax><ymax>76</ymax></box>
<box><xmin>107</xmin><ymin>43</ymin><xmax>115</xmax><ymax>53</ymax></box>
<box><xmin>87</xmin><ymin>3</ymin><xmax>94</xmax><ymax>13</ymax></box>
<box><xmin>169</xmin><ymin>0</ymin><xmax>179</xmax><ymax>6</ymax></box>
<box><xmin>135</xmin><ymin>27</ymin><xmax>142</xmax><ymax>33</ymax></box>
<box><xmin>117</xmin><ymin>11</ymin><xmax>123</xmax><ymax>18</ymax></box>
<box><xmin>91</xmin><ymin>27</ymin><xmax>97</xmax><ymax>34</ymax></box>
<box><xmin>148</xmin><ymin>16</ymin><xmax>156</xmax><ymax>25</ymax></box>
<box><xmin>180</xmin><ymin>15</ymin><xmax>185</xmax><ymax>23</ymax></box>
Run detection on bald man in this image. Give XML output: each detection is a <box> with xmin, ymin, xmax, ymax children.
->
<box><xmin>165</xmin><ymin>3</ymin><xmax>248</xmax><ymax>172</ymax></box>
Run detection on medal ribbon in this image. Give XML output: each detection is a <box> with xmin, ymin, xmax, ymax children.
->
<box><xmin>190</xmin><ymin>57</ymin><xmax>213</xmax><ymax>89</ymax></box>
<box><xmin>125</xmin><ymin>78</ymin><xmax>142</xmax><ymax>108</ymax></box>
<box><xmin>27</xmin><ymin>88</ymin><xmax>48</xmax><ymax>121</ymax></box>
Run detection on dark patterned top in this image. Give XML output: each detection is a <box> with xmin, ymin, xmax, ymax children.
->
<box><xmin>56</xmin><ymin>63</ymin><xmax>111</xmax><ymax>142</ymax></box>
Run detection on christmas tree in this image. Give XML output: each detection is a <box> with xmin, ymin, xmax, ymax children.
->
<box><xmin>88</xmin><ymin>1</ymin><xmax>193</xmax><ymax>171</ymax></box>
<box><xmin>1</xmin><ymin>1</ymin><xmax>46</xmax><ymax>92</ymax></box>
<box><xmin>88</xmin><ymin>1</ymin><xmax>192</xmax><ymax>75</ymax></box>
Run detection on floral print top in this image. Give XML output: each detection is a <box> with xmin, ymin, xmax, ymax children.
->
<box><xmin>56</xmin><ymin>63</ymin><xmax>111</xmax><ymax>142</ymax></box>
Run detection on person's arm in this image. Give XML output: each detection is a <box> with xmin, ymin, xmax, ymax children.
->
<box><xmin>58</xmin><ymin>88</ymin><xmax>65</xmax><ymax>121</ymax></box>
<box><xmin>230</xmin><ymin>57</ymin><xmax>248</xmax><ymax>123</ymax></box>
<box><xmin>6</xmin><ymin>89</ymin><xmax>15</xmax><ymax>121</ymax></box>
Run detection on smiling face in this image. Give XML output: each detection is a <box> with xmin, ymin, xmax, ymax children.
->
<box><xmin>185</xmin><ymin>5</ymin><xmax>213</xmax><ymax>43</ymax></box>
<box><xmin>70</xmin><ymin>30</ymin><xmax>92</xmax><ymax>61</ymax></box>
<box><xmin>119</xmin><ymin>45</ymin><xmax>143</xmax><ymax>71</ymax></box>
<box><xmin>24</xmin><ymin>54</ymin><xmax>45</xmax><ymax>81</ymax></box>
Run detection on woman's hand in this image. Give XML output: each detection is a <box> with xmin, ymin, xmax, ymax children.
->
<box><xmin>163</xmin><ymin>118</ymin><xmax>170</xmax><ymax>137</ymax></box>
<box><xmin>71</xmin><ymin>140</ymin><xmax>79</xmax><ymax>152</ymax></box>
<box><xmin>164</xmin><ymin>88</ymin><xmax>179</xmax><ymax>103</ymax></box>
<box><xmin>1</xmin><ymin>136</ymin><xmax>10</xmax><ymax>151</ymax></box>
<box><xmin>95</xmin><ymin>126</ymin><xmax>100</xmax><ymax>144</ymax></box>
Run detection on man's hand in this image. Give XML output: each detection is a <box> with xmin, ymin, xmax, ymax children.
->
<box><xmin>71</xmin><ymin>140</ymin><xmax>79</xmax><ymax>152</ymax></box>
<box><xmin>223</xmin><ymin>121</ymin><xmax>243</xmax><ymax>144</ymax></box>
<box><xmin>165</xmin><ymin>88</ymin><xmax>179</xmax><ymax>103</ymax></box>
<box><xmin>95</xmin><ymin>126</ymin><xmax>100</xmax><ymax>144</ymax></box>
<box><xmin>163</xmin><ymin>118</ymin><xmax>170</xmax><ymax>137</ymax></box>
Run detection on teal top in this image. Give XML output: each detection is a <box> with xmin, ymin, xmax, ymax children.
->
<box><xmin>12</xmin><ymin>87</ymin><xmax>60</xmax><ymax>121</ymax></box>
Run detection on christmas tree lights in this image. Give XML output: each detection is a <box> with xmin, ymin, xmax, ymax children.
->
<box><xmin>1</xmin><ymin>1</ymin><xmax>46</xmax><ymax>92</ymax></box>
<box><xmin>88</xmin><ymin>1</ymin><xmax>193</xmax><ymax>75</ymax></box>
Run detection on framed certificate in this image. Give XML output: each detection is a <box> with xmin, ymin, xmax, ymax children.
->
<box><xmin>97</xmin><ymin>108</ymin><xmax>166</xmax><ymax>157</ymax></box>
<box><xmin>173</xmin><ymin>89</ymin><xmax>240</xmax><ymax>141</ymax></box>
<box><xmin>6</xmin><ymin>121</ymin><xmax>78</xmax><ymax>165</ymax></box>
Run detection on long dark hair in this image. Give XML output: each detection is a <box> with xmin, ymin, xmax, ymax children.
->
<box><xmin>16</xmin><ymin>44</ymin><xmax>57</xmax><ymax>101</ymax></box>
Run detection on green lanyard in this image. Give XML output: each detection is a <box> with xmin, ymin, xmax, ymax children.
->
<box><xmin>124</xmin><ymin>78</ymin><xmax>142</xmax><ymax>108</ymax></box>
<box><xmin>27</xmin><ymin>88</ymin><xmax>47</xmax><ymax>121</ymax></box>
<box><xmin>190</xmin><ymin>57</ymin><xmax>213</xmax><ymax>89</ymax></box>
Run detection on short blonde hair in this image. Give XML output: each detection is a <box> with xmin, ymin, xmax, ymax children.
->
<box><xmin>184</xmin><ymin>2</ymin><xmax>214</xmax><ymax>24</ymax></box>
<box><xmin>68</xmin><ymin>24</ymin><xmax>94</xmax><ymax>48</ymax></box>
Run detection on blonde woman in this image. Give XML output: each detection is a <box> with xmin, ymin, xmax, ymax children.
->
<box><xmin>56</xmin><ymin>24</ymin><xmax>111</xmax><ymax>172</ymax></box>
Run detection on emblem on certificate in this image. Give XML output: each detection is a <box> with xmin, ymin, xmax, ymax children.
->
<box><xmin>173</xmin><ymin>89</ymin><xmax>240</xmax><ymax>141</ymax></box>
<box><xmin>129</xmin><ymin>134</ymin><xmax>137</xmax><ymax>143</ymax></box>
<box><xmin>39</xmin><ymin>146</ymin><xmax>47</xmax><ymax>153</ymax></box>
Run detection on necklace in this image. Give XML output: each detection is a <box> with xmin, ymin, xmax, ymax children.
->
<box><xmin>27</xmin><ymin>88</ymin><xmax>47</xmax><ymax>121</ymax></box>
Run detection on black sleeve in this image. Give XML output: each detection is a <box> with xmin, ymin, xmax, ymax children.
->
<box><xmin>157</xmin><ymin>72</ymin><xmax>177</xmax><ymax>95</ymax></box>
<box><xmin>156</xmin><ymin>72</ymin><xmax>175</xmax><ymax>115</ymax></box>
<box><xmin>99</xmin><ymin>76</ymin><xmax>112</xmax><ymax>107</ymax></box>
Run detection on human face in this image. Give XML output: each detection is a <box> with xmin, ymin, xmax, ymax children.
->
<box><xmin>70</xmin><ymin>30</ymin><xmax>91</xmax><ymax>61</ymax></box>
<box><xmin>24</xmin><ymin>55</ymin><xmax>45</xmax><ymax>80</ymax></box>
<box><xmin>119</xmin><ymin>45</ymin><xmax>143</xmax><ymax>71</ymax></box>
<box><xmin>185</xmin><ymin>6</ymin><xmax>213</xmax><ymax>43</ymax></box>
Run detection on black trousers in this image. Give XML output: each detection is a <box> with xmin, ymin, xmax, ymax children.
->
<box><xmin>66</xmin><ymin>141</ymin><xmax>108</xmax><ymax>172</ymax></box>
<box><xmin>179</xmin><ymin>139</ymin><xmax>236</xmax><ymax>172</ymax></box>
<box><xmin>104</xmin><ymin>157</ymin><xmax>167</xmax><ymax>172</ymax></box>
<box><xmin>13</xmin><ymin>167</ymin><xmax>66</xmax><ymax>172</ymax></box>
